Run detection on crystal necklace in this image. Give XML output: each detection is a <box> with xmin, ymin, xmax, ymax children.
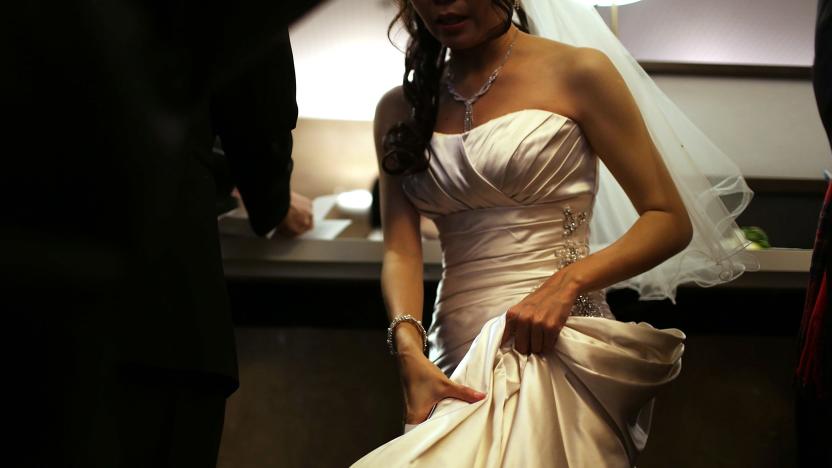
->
<box><xmin>446</xmin><ymin>30</ymin><xmax>518</xmax><ymax>132</ymax></box>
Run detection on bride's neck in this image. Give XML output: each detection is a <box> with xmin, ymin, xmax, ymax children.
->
<box><xmin>449</xmin><ymin>25</ymin><xmax>518</xmax><ymax>77</ymax></box>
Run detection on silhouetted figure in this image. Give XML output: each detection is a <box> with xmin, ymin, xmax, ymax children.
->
<box><xmin>796</xmin><ymin>1</ymin><xmax>832</xmax><ymax>466</ymax></box>
<box><xmin>3</xmin><ymin>1</ymin><xmax>322</xmax><ymax>466</ymax></box>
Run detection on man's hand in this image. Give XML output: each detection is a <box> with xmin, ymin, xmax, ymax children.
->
<box><xmin>276</xmin><ymin>191</ymin><xmax>314</xmax><ymax>237</ymax></box>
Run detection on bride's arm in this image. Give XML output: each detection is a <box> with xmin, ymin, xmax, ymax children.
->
<box><xmin>374</xmin><ymin>87</ymin><xmax>426</xmax><ymax>357</ymax></box>
<box><xmin>374</xmin><ymin>87</ymin><xmax>485</xmax><ymax>423</ymax></box>
<box><xmin>560</xmin><ymin>48</ymin><xmax>693</xmax><ymax>294</ymax></box>
<box><xmin>506</xmin><ymin>49</ymin><xmax>693</xmax><ymax>355</ymax></box>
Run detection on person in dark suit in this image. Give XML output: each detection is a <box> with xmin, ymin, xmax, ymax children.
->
<box><xmin>211</xmin><ymin>30</ymin><xmax>314</xmax><ymax>239</ymax></box>
<box><xmin>796</xmin><ymin>1</ymin><xmax>831</xmax><ymax>466</ymax></box>
<box><xmin>2</xmin><ymin>1</ymin><xmax>322</xmax><ymax>466</ymax></box>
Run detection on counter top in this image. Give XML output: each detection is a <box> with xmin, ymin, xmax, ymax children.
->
<box><xmin>221</xmin><ymin>236</ymin><xmax>811</xmax><ymax>289</ymax></box>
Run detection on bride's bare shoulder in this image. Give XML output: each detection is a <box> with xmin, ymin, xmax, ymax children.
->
<box><xmin>373</xmin><ymin>86</ymin><xmax>411</xmax><ymax>157</ymax></box>
<box><xmin>375</xmin><ymin>86</ymin><xmax>411</xmax><ymax>127</ymax></box>
<box><xmin>525</xmin><ymin>35</ymin><xmax>616</xmax><ymax>83</ymax></box>
<box><xmin>526</xmin><ymin>36</ymin><xmax>634</xmax><ymax>122</ymax></box>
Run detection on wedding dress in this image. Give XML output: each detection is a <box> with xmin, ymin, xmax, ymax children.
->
<box><xmin>352</xmin><ymin>110</ymin><xmax>686</xmax><ymax>467</ymax></box>
<box><xmin>353</xmin><ymin>0</ymin><xmax>757</xmax><ymax>462</ymax></box>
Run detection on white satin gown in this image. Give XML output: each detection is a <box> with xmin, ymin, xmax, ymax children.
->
<box><xmin>353</xmin><ymin>109</ymin><xmax>685</xmax><ymax>467</ymax></box>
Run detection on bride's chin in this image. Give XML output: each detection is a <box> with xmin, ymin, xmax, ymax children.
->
<box><xmin>435</xmin><ymin>32</ymin><xmax>482</xmax><ymax>51</ymax></box>
<box><xmin>440</xmin><ymin>31</ymin><xmax>505</xmax><ymax>53</ymax></box>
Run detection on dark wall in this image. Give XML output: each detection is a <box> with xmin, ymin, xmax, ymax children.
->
<box><xmin>736</xmin><ymin>178</ymin><xmax>827</xmax><ymax>248</ymax></box>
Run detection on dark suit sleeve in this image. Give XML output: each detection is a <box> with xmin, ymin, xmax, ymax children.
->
<box><xmin>816</xmin><ymin>0</ymin><xmax>832</xmax><ymax>149</ymax></box>
<box><xmin>207</xmin><ymin>0</ymin><xmax>322</xmax><ymax>90</ymax></box>
<box><xmin>211</xmin><ymin>30</ymin><xmax>298</xmax><ymax>236</ymax></box>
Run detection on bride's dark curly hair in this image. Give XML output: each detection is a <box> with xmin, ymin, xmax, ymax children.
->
<box><xmin>382</xmin><ymin>1</ymin><xmax>530</xmax><ymax>175</ymax></box>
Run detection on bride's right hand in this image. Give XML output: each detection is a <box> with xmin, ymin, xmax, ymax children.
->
<box><xmin>398</xmin><ymin>353</ymin><xmax>486</xmax><ymax>424</ymax></box>
<box><xmin>394</xmin><ymin>326</ymin><xmax>486</xmax><ymax>424</ymax></box>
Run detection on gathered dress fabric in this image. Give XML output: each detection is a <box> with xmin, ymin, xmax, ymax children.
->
<box><xmin>353</xmin><ymin>110</ymin><xmax>685</xmax><ymax>467</ymax></box>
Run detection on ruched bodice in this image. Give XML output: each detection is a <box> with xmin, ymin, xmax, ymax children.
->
<box><xmin>402</xmin><ymin>109</ymin><xmax>614</xmax><ymax>375</ymax></box>
<box><xmin>403</xmin><ymin>109</ymin><xmax>597</xmax><ymax>214</ymax></box>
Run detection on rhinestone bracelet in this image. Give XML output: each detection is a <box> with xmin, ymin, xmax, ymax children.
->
<box><xmin>387</xmin><ymin>314</ymin><xmax>428</xmax><ymax>356</ymax></box>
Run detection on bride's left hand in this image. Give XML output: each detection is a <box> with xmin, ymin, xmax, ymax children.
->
<box><xmin>502</xmin><ymin>271</ymin><xmax>580</xmax><ymax>355</ymax></box>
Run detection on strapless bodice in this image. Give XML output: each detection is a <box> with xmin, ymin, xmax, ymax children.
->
<box><xmin>403</xmin><ymin>109</ymin><xmax>597</xmax><ymax>216</ymax></box>
<box><xmin>402</xmin><ymin>109</ymin><xmax>614</xmax><ymax>375</ymax></box>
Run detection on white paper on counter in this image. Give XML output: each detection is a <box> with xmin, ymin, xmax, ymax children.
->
<box><xmin>298</xmin><ymin>219</ymin><xmax>352</xmax><ymax>240</ymax></box>
<box><xmin>312</xmin><ymin>194</ymin><xmax>338</xmax><ymax>221</ymax></box>
<box><xmin>218</xmin><ymin>194</ymin><xmax>351</xmax><ymax>240</ymax></box>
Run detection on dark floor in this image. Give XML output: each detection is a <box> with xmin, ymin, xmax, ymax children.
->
<box><xmin>217</xmin><ymin>329</ymin><xmax>798</xmax><ymax>468</ymax></box>
<box><xmin>218</xmin><ymin>281</ymin><xmax>804</xmax><ymax>467</ymax></box>
<box><xmin>217</xmin><ymin>327</ymin><xmax>402</xmax><ymax>468</ymax></box>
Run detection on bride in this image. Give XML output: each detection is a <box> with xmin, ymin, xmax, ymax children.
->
<box><xmin>355</xmin><ymin>0</ymin><xmax>753</xmax><ymax>466</ymax></box>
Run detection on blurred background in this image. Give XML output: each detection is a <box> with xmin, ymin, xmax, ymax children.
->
<box><xmin>216</xmin><ymin>1</ymin><xmax>828</xmax><ymax>466</ymax></box>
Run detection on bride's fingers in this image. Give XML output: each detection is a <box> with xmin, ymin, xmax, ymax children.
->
<box><xmin>502</xmin><ymin>311</ymin><xmax>517</xmax><ymax>345</ymax></box>
<box><xmin>543</xmin><ymin>326</ymin><xmax>559</xmax><ymax>353</ymax></box>
<box><xmin>530</xmin><ymin>322</ymin><xmax>544</xmax><ymax>354</ymax></box>
<box><xmin>444</xmin><ymin>381</ymin><xmax>486</xmax><ymax>403</ymax></box>
<box><xmin>514</xmin><ymin>319</ymin><xmax>530</xmax><ymax>354</ymax></box>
